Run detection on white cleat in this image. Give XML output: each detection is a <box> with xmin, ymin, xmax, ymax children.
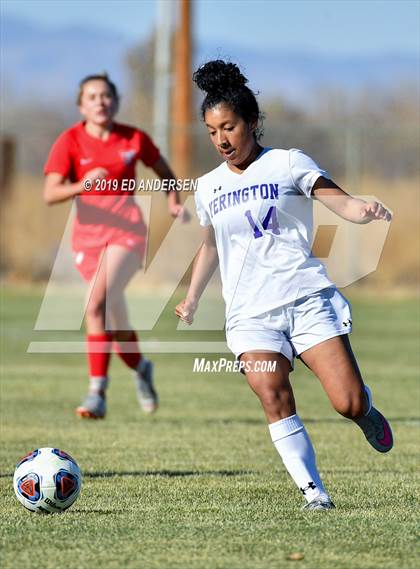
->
<box><xmin>302</xmin><ymin>497</ymin><xmax>336</xmax><ymax>511</ymax></box>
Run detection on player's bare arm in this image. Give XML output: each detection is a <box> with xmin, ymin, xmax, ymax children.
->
<box><xmin>151</xmin><ymin>156</ymin><xmax>191</xmax><ymax>222</ymax></box>
<box><xmin>43</xmin><ymin>168</ymin><xmax>108</xmax><ymax>205</ymax></box>
<box><xmin>175</xmin><ymin>225</ymin><xmax>218</xmax><ymax>324</ymax></box>
<box><xmin>312</xmin><ymin>176</ymin><xmax>392</xmax><ymax>223</ymax></box>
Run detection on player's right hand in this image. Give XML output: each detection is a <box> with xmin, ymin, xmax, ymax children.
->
<box><xmin>175</xmin><ymin>298</ymin><xmax>198</xmax><ymax>325</ymax></box>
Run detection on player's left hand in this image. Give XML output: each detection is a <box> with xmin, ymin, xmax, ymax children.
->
<box><xmin>169</xmin><ymin>204</ymin><xmax>191</xmax><ymax>223</ymax></box>
<box><xmin>175</xmin><ymin>298</ymin><xmax>198</xmax><ymax>325</ymax></box>
<box><xmin>360</xmin><ymin>201</ymin><xmax>392</xmax><ymax>223</ymax></box>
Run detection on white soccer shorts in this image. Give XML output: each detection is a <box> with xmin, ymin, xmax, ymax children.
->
<box><xmin>226</xmin><ymin>287</ymin><xmax>352</xmax><ymax>367</ymax></box>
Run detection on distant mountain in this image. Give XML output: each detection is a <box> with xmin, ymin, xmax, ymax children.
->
<box><xmin>1</xmin><ymin>13</ymin><xmax>418</xmax><ymax>108</ymax></box>
<box><xmin>1</xmin><ymin>14</ymin><xmax>133</xmax><ymax>103</ymax></box>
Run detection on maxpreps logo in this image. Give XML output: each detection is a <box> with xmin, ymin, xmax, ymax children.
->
<box><xmin>193</xmin><ymin>357</ymin><xmax>277</xmax><ymax>373</ymax></box>
<box><xmin>120</xmin><ymin>149</ymin><xmax>137</xmax><ymax>165</ymax></box>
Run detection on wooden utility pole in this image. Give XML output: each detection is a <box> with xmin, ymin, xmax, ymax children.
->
<box><xmin>153</xmin><ymin>0</ymin><xmax>173</xmax><ymax>158</ymax></box>
<box><xmin>0</xmin><ymin>135</ymin><xmax>15</xmax><ymax>273</ymax></box>
<box><xmin>0</xmin><ymin>135</ymin><xmax>15</xmax><ymax>196</ymax></box>
<box><xmin>171</xmin><ymin>0</ymin><xmax>192</xmax><ymax>179</ymax></box>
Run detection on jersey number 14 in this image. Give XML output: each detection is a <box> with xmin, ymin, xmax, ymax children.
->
<box><xmin>245</xmin><ymin>206</ymin><xmax>280</xmax><ymax>239</ymax></box>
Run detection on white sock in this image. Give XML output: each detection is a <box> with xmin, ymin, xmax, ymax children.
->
<box><xmin>269</xmin><ymin>414</ymin><xmax>329</xmax><ymax>503</ymax></box>
<box><xmin>89</xmin><ymin>376</ymin><xmax>108</xmax><ymax>395</ymax></box>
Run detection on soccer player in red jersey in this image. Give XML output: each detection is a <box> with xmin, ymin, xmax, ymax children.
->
<box><xmin>44</xmin><ymin>73</ymin><xmax>188</xmax><ymax>419</ymax></box>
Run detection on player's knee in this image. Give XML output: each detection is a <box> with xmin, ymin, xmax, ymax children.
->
<box><xmin>257</xmin><ymin>387</ymin><xmax>293</xmax><ymax>414</ymax></box>
<box><xmin>85</xmin><ymin>298</ymin><xmax>106</xmax><ymax>322</ymax></box>
<box><xmin>333</xmin><ymin>392</ymin><xmax>365</xmax><ymax>419</ymax></box>
<box><xmin>258</xmin><ymin>389</ymin><xmax>278</xmax><ymax>408</ymax></box>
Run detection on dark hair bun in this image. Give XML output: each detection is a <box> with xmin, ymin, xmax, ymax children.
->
<box><xmin>193</xmin><ymin>60</ymin><xmax>248</xmax><ymax>95</ymax></box>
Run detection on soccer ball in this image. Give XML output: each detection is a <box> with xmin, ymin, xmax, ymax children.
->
<box><xmin>13</xmin><ymin>448</ymin><xmax>82</xmax><ymax>513</ymax></box>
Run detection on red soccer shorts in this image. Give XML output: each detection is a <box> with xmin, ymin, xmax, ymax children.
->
<box><xmin>73</xmin><ymin>236</ymin><xmax>146</xmax><ymax>282</ymax></box>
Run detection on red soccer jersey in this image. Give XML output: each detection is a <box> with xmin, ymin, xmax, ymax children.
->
<box><xmin>44</xmin><ymin>122</ymin><xmax>160</xmax><ymax>251</ymax></box>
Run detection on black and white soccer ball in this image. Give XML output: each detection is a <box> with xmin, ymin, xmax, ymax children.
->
<box><xmin>13</xmin><ymin>448</ymin><xmax>82</xmax><ymax>513</ymax></box>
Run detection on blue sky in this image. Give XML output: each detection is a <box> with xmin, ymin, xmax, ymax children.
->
<box><xmin>2</xmin><ymin>0</ymin><xmax>419</xmax><ymax>56</ymax></box>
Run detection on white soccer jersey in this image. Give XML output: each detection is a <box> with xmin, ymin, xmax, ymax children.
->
<box><xmin>195</xmin><ymin>148</ymin><xmax>334</xmax><ymax>325</ymax></box>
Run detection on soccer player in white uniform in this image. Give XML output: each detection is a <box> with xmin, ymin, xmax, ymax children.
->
<box><xmin>175</xmin><ymin>60</ymin><xmax>393</xmax><ymax>510</ymax></box>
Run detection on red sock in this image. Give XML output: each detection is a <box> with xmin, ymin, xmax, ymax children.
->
<box><xmin>114</xmin><ymin>331</ymin><xmax>142</xmax><ymax>370</ymax></box>
<box><xmin>87</xmin><ymin>333</ymin><xmax>113</xmax><ymax>377</ymax></box>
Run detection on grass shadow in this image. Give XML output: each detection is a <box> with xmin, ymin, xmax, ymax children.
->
<box><xmin>84</xmin><ymin>469</ymin><xmax>254</xmax><ymax>479</ymax></box>
<box><xmin>304</xmin><ymin>416</ymin><xmax>420</xmax><ymax>424</ymax></box>
<box><xmin>203</xmin><ymin>416</ymin><xmax>419</xmax><ymax>426</ymax></box>
<box><xmin>69</xmin><ymin>508</ymin><xmax>125</xmax><ymax>515</ymax></box>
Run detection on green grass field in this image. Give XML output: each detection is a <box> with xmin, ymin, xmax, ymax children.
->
<box><xmin>1</xmin><ymin>287</ymin><xmax>419</xmax><ymax>569</ymax></box>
